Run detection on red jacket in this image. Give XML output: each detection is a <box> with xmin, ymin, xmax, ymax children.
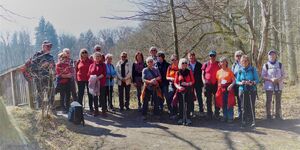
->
<box><xmin>76</xmin><ymin>58</ymin><xmax>93</xmax><ymax>81</ymax></box>
<box><xmin>88</xmin><ymin>62</ymin><xmax>106</xmax><ymax>87</ymax></box>
<box><xmin>215</xmin><ymin>84</ymin><xmax>235</xmax><ymax>108</ymax></box>
<box><xmin>174</xmin><ymin>69</ymin><xmax>195</xmax><ymax>92</ymax></box>
<box><xmin>56</xmin><ymin>61</ymin><xmax>72</xmax><ymax>84</ymax></box>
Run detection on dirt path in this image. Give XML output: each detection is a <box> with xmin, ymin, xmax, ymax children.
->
<box><xmin>53</xmin><ymin>109</ymin><xmax>300</xmax><ymax>150</ymax></box>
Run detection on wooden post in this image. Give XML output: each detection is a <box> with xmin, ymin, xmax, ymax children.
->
<box><xmin>10</xmin><ymin>71</ymin><xmax>16</xmax><ymax>106</ymax></box>
<box><xmin>28</xmin><ymin>81</ymin><xmax>34</xmax><ymax>109</ymax></box>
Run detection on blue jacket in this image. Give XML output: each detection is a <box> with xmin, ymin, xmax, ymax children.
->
<box><xmin>105</xmin><ymin>63</ymin><xmax>117</xmax><ymax>86</ymax></box>
<box><xmin>236</xmin><ymin>66</ymin><xmax>260</xmax><ymax>91</ymax></box>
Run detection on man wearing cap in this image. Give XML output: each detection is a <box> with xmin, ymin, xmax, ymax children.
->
<box><xmin>232</xmin><ymin>50</ymin><xmax>244</xmax><ymax>119</ymax></box>
<box><xmin>261</xmin><ymin>50</ymin><xmax>285</xmax><ymax>120</ymax></box>
<box><xmin>202</xmin><ymin>50</ymin><xmax>220</xmax><ymax>119</ymax></box>
<box><xmin>156</xmin><ymin>51</ymin><xmax>170</xmax><ymax>114</ymax></box>
<box><xmin>26</xmin><ymin>40</ymin><xmax>56</xmax><ymax>109</ymax></box>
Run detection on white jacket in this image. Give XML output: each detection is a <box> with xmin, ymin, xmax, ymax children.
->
<box><xmin>116</xmin><ymin>60</ymin><xmax>132</xmax><ymax>86</ymax></box>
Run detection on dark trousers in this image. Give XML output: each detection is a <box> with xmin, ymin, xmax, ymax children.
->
<box><xmin>266</xmin><ymin>90</ymin><xmax>282</xmax><ymax>118</ymax></box>
<box><xmin>77</xmin><ymin>81</ymin><xmax>94</xmax><ymax>111</ymax></box>
<box><xmin>159</xmin><ymin>85</ymin><xmax>169</xmax><ymax>112</ymax></box>
<box><xmin>142</xmin><ymin>89</ymin><xmax>160</xmax><ymax>116</ymax></box>
<box><xmin>193</xmin><ymin>86</ymin><xmax>203</xmax><ymax>112</ymax></box>
<box><xmin>239</xmin><ymin>90</ymin><xmax>257</xmax><ymax>124</ymax></box>
<box><xmin>136</xmin><ymin>85</ymin><xmax>142</xmax><ymax>107</ymax></box>
<box><xmin>204</xmin><ymin>83</ymin><xmax>219</xmax><ymax>116</ymax></box>
<box><xmin>118</xmin><ymin>85</ymin><xmax>131</xmax><ymax>109</ymax></box>
<box><xmin>70</xmin><ymin>78</ymin><xmax>78</xmax><ymax>101</ymax></box>
<box><xmin>106</xmin><ymin>86</ymin><xmax>114</xmax><ymax>109</ymax></box>
<box><xmin>234</xmin><ymin>85</ymin><xmax>242</xmax><ymax>118</ymax></box>
<box><xmin>178</xmin><ymin>91</ymin><xmax>193</xmax><ymax>119</ymax></box>
<box><xmin>93</xmin><ymin>87</ymin><xmax>107</xmax><ymax>112</ymax></box>
<box><xmin>59</xmin><ymin>82</ymin><xmax>71</xmax><ymax>111</ymax></box>
<box><xmin>35</xmin><ymin>77</ymin><xmax>54</xmax><ymax>108</ymax></box>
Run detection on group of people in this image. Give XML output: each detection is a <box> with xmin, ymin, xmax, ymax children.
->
<box><xmin>24</xmin><ymin>40</ymin><xmax>285</xmax><ymax>128</ymax></box>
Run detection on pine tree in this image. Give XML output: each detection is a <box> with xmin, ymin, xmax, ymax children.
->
<box><xmin>35</xmin><ymin>17</ymin><xmax>46</xmax><ymax>50</ymax></box>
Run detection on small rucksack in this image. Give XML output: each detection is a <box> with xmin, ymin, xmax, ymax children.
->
<box><xmin>68</xmin><ymin>101</ymin><xmax>85</xmax><ymax>126</ymax></box>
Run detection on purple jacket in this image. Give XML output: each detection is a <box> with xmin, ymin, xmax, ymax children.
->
<box><xmin>261</xmin><ymin>61</ymin><xmax>285</xmax><ymax>91</ymax></box>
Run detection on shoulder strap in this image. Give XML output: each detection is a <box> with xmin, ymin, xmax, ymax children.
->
<box><xmin>279</xmin><ymin>62</ymin><xmax>282</xmax><ymax>69</ymax></box>
<box><xmin>265</xmin><ymin>63</ymin><xmax>269</xmax><ymax>70</ymax></box>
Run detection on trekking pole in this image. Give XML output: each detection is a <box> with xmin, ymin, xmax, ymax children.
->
<box><xmin>248</xmin><ymin>85</ymin><xmax>256</xmax><ymax>127</ymax></box>
<box><xmin>272</xmin><ymin>82</ymin><xmax>276</xmax><ymax>119</ymax></box>
<box><xmin>241</xmin><ymin>86</ymin><xmax>245</xmax><ymax>127</ymax></box>
<box><xmin>182</xmin><ymin>92</ymin><xmax>187</xmax><ymax>125</ymax></box>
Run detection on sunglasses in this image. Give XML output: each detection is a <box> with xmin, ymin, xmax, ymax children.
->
<box><xmin>235</xmin><ymin>55</ymin><xmax>242</xmax><ymax>57</ymax></box>
<box><xmin>171</xmin><ymin>59</ymin><xmax>177</xmax><ymax>61</ymax></box>
<box><xmin>122</xmin><ymin>56</ymin><xmax>127</xmax><ymax>58</ymax></box>
<box><xmin>82</xmin><ymin>51</ymin><xmax>88</xmax><ymax>54</ymax></box>
<box><xmin>182</xmin><ymin>62</ymin><xmax>188</xmax><ymax>64</ymax></box>
<box><xmin>209</xmin><ymin>55</ymin><xmax>216</xmax><ymax>57</ymax></box>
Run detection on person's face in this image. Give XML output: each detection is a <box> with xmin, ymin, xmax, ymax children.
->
<box><xmin>147</xmin><ymin>60</ymin><xmax>154</xmax><ymax>68</ymax></box>
<box><xmin>171</xmin><ymin>58</ymin><xmax>178</xmax><ymax>65</ymax></box>
<box><xmin>95</xmin><ymin>55</ymin><xmax>102</xmax><ymax>63</ymax></box>
<box><xmin>95</xmin><ymin>48</ymin><xmax>101</xmax><ymax>52</ymax></box>
<box><xmin>210</xmin><ymin>54</ymin><xmax>216</xmax><ymax>61</ymax></box>
<box><xmin>81</xmin><ymin>51</ymin><xmax>88</xmax><ymax>58</ymax></box>
<box><xmin>43</xmin><ymin>44</ymin><xmax>52</xmax><ymax>52</ymax></box>
<box><xmin>107</xmin><ymin>57</ymin><xmax>112</xmax><ymax>64</ymax></box>
<box><xmin>188</xmin><ymin>54</ymin><xmax>196</xmax><ymax>62</ymax></box>
<box><xmin>121</xmin><ymin>54</ymin><xmax>127</xmax><ymax>61</ymax></box>
<box><xmin>241</xmin><ymin>58</ymin><xmax>249</xmax><ymax>67</ymax></box>
<box><xmin>235</xmin><ymin>54</ymin><xmax>242</xmax><ymax>61</ymax></box>
<box><xmin>137</xmin><ymin>54</ymin><xmax>143</xmax><ymax>62</ymax></box>
<box><xmin>158</xmin><ymin>55</ymin><xmax>164</xmax><ymax>62</ymax></box>
<box><xmin>181</xmin><ymin>61</ymin><xmax>188</xmax><ymax>69</ymax></box>
<box><xmin>220</xmin><ymin>60</ymin><xmax>227</xmax><ymax>68</ymax></box>
<box><xmin>269</xmin><ymin>53</ymin><xmax>277</xmax><ymax>62</ymax></box>
<box><xmin>65</xmin><ymin>51</ymin><xmax>71</xmax><ymax>58</ymax></box>
<box><xmin>150</xmin><ymin>49</ymin><xmax>157</xmax><ymax>56</ymax></box>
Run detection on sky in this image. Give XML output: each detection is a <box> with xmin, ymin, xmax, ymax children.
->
<box><xmin>0</xmin><ymin>0</ymin><xmax>140</xmax><ymax>36</ymax></box>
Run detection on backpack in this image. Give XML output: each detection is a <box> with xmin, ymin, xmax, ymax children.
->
<box><xmin>265</xmin><ymin>62</ymin><xmax>282</xmax><ymax>70</ymax></box>
<box><xmin>68</xmin><ymin>101</ymin><xmax>85</xmax><ymax>126</ymax></box>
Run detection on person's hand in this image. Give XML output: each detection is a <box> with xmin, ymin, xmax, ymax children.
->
<box><xmin>65</xmin><ymin>73</ymin><xmax>72</xmax><ymax>78</ymax></box>
<box><xmin>227</xmin><ymin>84</ymin><xmax>234</xmax><ymax>91</ymax></box>
<box><xmin>241</xmin><ymin>80</ymin><xmax>246</xmax><ymax>85</ymax></box>
<box><xmin>98</xmin><ymin>74</ymin><xmax>104</xmax><ymax>79</ymax></box>
<box><xmin>121</xmin><ymin>78</ymin><xmax>126</xmax><ymax>82</ymax></box>
<box><xmin>41</xmin><ymin>62</ymin><xmax>49</xmax><ymax>68</ymax></box>
<box><xmin>178</xmin><ymin>86</ymin><xmax>185</xmax><ymax>91</ymax></box>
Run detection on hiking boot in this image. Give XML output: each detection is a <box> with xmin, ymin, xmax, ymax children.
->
<box><xmin>186</xmin><ymin>119</ymin><xmax>192</xmax><ymax>126</ymax></box>
<box><xmin>227</xmin><ymin>119</ymin><xmax>233</xmax><ymax>123</ymax></box>
<box><xmin>177</xmin><ymin>119</ymin><xmax>183</xmax><ymax>125</ymax></box>
<box><xmin>267</xmin><ymin>115</ymin><xmax>272</xmax><ymax>120</ymax></box>
<box><xmin>275</xmin><ymin>115</ymin><xmax>283</xmax><ymax>120</ymax></box>
<box><xmin>93</xmin><ymin>111</ymin><xmax>99</xmax><ymax>117</ymax></box>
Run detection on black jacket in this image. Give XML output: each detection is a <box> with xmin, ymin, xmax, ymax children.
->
<box><xmin>156</xmin><ymin>60</ymin><xmax>170</xmax><ymax>87</ymax></box>
<box><xmin>189</xmin><ymin>61</ymin><xmax>203</xmax><ymax>88</ymax></box>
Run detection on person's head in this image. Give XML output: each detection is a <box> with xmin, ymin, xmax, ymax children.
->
<box><xmin>170</xmin><ymin>54</ymin><xmax>178</xmax><ymax>65</ymax></box>
<box><xmin>178</xmin><ymin>58</ymin><xmax>189</xmax><ymax>70</ymax></box>
<box><xmin>209</xmin><ymin>50</ymin><xmax>217</xmax><ymax>61</ymax></box>
<box><xmin>149</xmin><ymin>46</ymin><xmax>158</xmax><ymax>57</ymax></box>
<box><xmin>157</xmin><ymin>51</ymin><xmax>165</xmax><ymax>62</ymax></box>
<box><xmin>105</xmin><ymin>53</ymin><xmax>113</xmax><ymax>64</ymax></box>
<box><xmin>268</xmin><ymin>49</ymin><xmax>277</xmax><ymax>62</ymax></box>
<box><xmin>234</xmin><ymin>50</ymin><xmax>243</xmax><ymax>62</ymax></box>
<box><xmin>93</xmin><ymin>52</ymin><xmax>103</xmax><ymax>63</ymax></box>
<box><xmin>42</xmin><ymin>40</ymin><xmax>52</xmax><ymax>53</ymax></box>
<box><xmin>188</xmin><ymin>52</ymin><xmax>196</xmax><ymax>63</ymax></box>
<box><xmin>120</xmin><ymin>51</ymin><xmax>128</xmax><ymax>61</ymax></box>
<box><xmin>219</xmin><ymin>56</ymin><xmax>228</xmax><ymax>69</ymax></box>
<box><xmin>79</xmin><ymin>48</ymin><xmax>89</xmax><ymax>59</ymax></box>
<box><xmin>58</xmin><ymin>52</ymin><xmax>66</xmax><ymax>62</ymax></box>
<box><xmin>146</xmin><ymin>56</ymin><xmax>154</xmax><ymax>68</ymax></box>
<box><xmin>94</xmin><ymin>45</ymin><xmax>101</xmax><ymax>52</ymax></box>
<box><xmin>240</xmin><ymin>55</ymin><xmax>250</xmax><ymax>67</ymax></box>
<box><xmin>135</xmin><ymin>51</ymin><xmax>144</xmax><ymax>63</ymax></box>
<box><xmin>62</xmin><ymin>48</ymin><xmax>71</xmax><ymax>58</ymax></box>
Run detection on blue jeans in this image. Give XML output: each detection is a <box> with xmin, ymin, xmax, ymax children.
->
<box><xmin>223</xmin><ymin>91</ymin><xmax>233</xmax><ymax>120</ymax></box>
<box><xmin>168</xmin><ymin>84</ymin><xmax>177</xmax><ymax>115</ymax></box>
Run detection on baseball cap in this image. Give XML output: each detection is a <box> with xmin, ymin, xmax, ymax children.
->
<box><xmin>268</xmin><ymin>49</ymin><xmax>277</xmax><ymax>55</ymax></box>
<box><xmin>42</xmin><ymin>40</ymin><xmax>52</xmax><ymax>45</ymax></box>
<box><xmin>209</xmin><ymin>50</ymin><xmax>217</xmax><ymax>56</ymax></box>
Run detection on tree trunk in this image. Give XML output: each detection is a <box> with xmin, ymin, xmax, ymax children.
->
<box><xmin>271</xmin><ymin>0</ymin><xmax>279</xmax><ymax>51</ymax></box>
<box><xmin>283</xmin><ymin>0</ymin><xmax>298</xmax><ymax>85</ymax></box>
<box><xmin>256</xmin><ymin>0</ymin><xmax>271</xmax><ymax>72</ymax></box>
<box><xmin>169</xmin><ymin>0</ymin><xmax>179</xmax><ymax>58</ymax></box>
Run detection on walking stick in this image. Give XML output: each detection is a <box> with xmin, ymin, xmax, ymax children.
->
<box><xmin>272</xmin><ymin>82</ymin><xmax>276</xmax><ymax>119</ymax></box>
<box><xmin>248</xmin><ymin>85</ymin><xmax>256</xmax><ymax>128</ymax></box>
<box><xmin>182</xmin><ymin>92</ymin><xmax>187</xmax><ymax>125</ymax></box>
